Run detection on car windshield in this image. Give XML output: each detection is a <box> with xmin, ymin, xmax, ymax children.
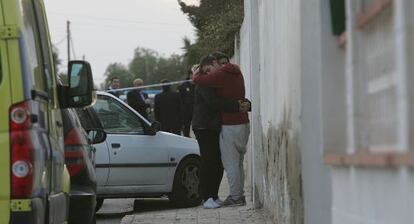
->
<box><xmin>93</xmin><ymin>95</ymin><xmax>145</xmax><ymax>134</ymax></box>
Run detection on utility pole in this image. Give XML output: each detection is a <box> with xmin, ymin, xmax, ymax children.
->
<box><xmin>66</xmin><ymin>20</ymin><xmax>71</xmax><ymax>62</ymax></box>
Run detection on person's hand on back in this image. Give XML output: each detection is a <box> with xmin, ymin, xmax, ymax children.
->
<box><xmin>238</xmin><ymin>99</ymin><xmax>251</xmax><ymax>113</ymax></box>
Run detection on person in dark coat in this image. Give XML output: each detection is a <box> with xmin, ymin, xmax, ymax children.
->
<box><xmin>178</xmin><ymin>71</ymin><xmax>195</xmax><ymax>137</ymax></box>
<box><xmin>192</xmin><ymin>55</ymin><xmax>250</xmax><ymax>209</ymax></box>
<box><xmin>154</xmin><ymin>79</ymin><xmax>182</xmax><ymax>135</ymax></box>
<box><xmin>193</xmin><ymin>52</ymin><xmax>251</xmax><ymax>207</ymax></box>
<box><xmin>107</xmin><ymin>76</ymin><xmax>121</xmax><ymax>98</ymax></box>
<box><xmin>127</xmin><ymin>78</ymin><xmax>150</xmax><ymax>119</ymax></box>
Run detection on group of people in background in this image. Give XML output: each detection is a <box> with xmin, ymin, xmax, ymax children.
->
<box><xmin>106</xmin><ymin>75</ymin><xmax>194</xmax><ymax>137</ymax></box>
<box><xmin>106</xmin><ymin>51</ymin><xmax>251</xmax><ymax>209</ymax></box>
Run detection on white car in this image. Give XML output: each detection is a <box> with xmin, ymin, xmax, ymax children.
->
<box><xmin>77</xmin><ymin>91</ymin><xmax>201</xmax><ymax>210</ymax></box>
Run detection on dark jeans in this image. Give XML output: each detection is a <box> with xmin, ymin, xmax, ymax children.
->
<box><xmin>194</xmin><ymin>129</ymin><xmax>223</xmax><ymax>201</ymax></box>
<box><xmin>182</xmin><ymin>123</ymin><xmax>191</xmax><ymax>137</ymax></box>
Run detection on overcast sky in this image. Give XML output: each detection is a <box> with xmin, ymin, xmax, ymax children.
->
<box><xmin>44</xmin><ymin>0</ymin><xmax>198</xmax><ymax>86</ymax></box>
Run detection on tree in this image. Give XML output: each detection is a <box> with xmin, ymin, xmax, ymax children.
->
<box><xmin>155</xmin><ymin>54</ymin><xmax>188</xmax><ymax>83</ymax></box>
<box><xmin>178</xmin><ymin>0</ymin><xmax>244</xmax><ymax>63</ymax></box>
<box><xmin>128</xmin><ymin>47</ymin><xmax>159</xmax><ymax>84</ymax></box>
<box><xmin>128</xmin><ymin>47</ymin><xmax>188</xmax><ymax>84</ymax></box>
<box><xmin>52</xmin><ymin>45</ymin><xmax>61</xmax><ymax>74</ymax></box>
<box><xmin>101</xmin><ymin>47</ymin><xmax>188</xmax><ymax>89</ymax></box>
<box><xmin>103</xmin><ymin>63</ymin><xmax>134</xmax><ymax>89</ymax></box>
<box><xmin>52</xmin><ymin>45</ymin><xmax>70</xmax><ymax>85</ymax></box>
<box><xmin>182</xmin><ymin>37</ymin><xmax>200</xmax><ymax>66</ymax></box>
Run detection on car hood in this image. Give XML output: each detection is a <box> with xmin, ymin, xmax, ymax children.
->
<box><xmin>158</xmin><ymin>131</ymin><xmax>200</xmax><ymax>156</ymax></box>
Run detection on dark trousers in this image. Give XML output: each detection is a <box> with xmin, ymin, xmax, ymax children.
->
<box><xmin>194</xmin><ymin>129</ymin><xmax>223</xmax><ymax>201</ymax></box>
<box><xmin>182</xmin><ymin>123</ymin><xmax>191</xmax><ymax>137</ymax></box>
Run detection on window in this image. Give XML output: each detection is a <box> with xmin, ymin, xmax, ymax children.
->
<box><xmin>33</xmin><ymin>0</ymin><xmax>54</xmax><ymax>95</ymax></box>
<box><xmin>93</xmin><ymin>96</ymin><xmax>145</xmax><ymax>134</ymax></box>
<box><xmin>76</xmin><ymin>108</ymin><xmax>102</xmax><ymax>131</ymax></box>
<box><xmin>361</xmin><ymin>0</ymin><xmax>378</xmax><ymax>12</ymax></box>
<box><xmin>19</xmin><ymin>0</ymin><xmax>46</xmax><ymax>92</ymax></box>
<box><xmin>324</xmin><ymin>0</ymin><xmax>398</xmax><ymax>159</ymax></box>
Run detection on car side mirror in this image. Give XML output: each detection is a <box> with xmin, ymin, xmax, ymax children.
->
<box><xmin>86</xmin><ymin>128</ymin><xmax>107</xmax><ymax>144</ymax></box>
<box><xmin>149</xmin><ymin>121</ymin><xmax>161</xmax><ymax>134</ymax></box>
<box><xmin>60</xmin><ymin>60</ymin><xmax>94</xmax><ymax>108</ymax></box>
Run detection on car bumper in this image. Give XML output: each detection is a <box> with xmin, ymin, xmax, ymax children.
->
<box><xmin>69</xmin><ymin>187</ymin><xmax>96</xmax><ymax>224</ymax></box>
<box><xmin>10</xmin><ymin>198</ymin><xmax>45</xmax><ymax>224</ymax></box>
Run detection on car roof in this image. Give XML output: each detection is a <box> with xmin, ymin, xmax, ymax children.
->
<box><xmin>96</xmin><ymin>90</ymin><xmax>114</xmax><ymax>96</ymax></box>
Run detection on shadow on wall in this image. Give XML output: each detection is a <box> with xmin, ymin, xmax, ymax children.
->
<box><xmin>254</xmin><ymin>108</ymin><xmax>304</xmax><ymax>224</ymax></box>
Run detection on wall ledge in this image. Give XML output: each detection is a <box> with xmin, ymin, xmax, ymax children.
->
<box><xmin>324</xmin><ymin>151</ymin><xmax>414</xmax><ymax>167</ymax></box>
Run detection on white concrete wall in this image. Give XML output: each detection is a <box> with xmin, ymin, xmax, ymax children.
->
<box><xmin>238</xmin><ymin>0</ymin><xmax>336</xmax><ymax>223</ymax></box>
<box><xmin>331</xmin><ymin>167</ymin><xmax>414</xmax><ymax>224</ymax></box>
<box><xmin>237</xmin><ymin>3</ymin><xmax>253</xmax><ymax>201</ymax></box>
<box><xmin>239</xmin><ymin>0</ymin><xmax>414</xmax><ymax>223</ymax></box>
<box><xmin>300</xmin><ymin>0</ymin><xmax>339</xmax><ymax>224</ymax></box>
<box><xmin>330</xmin><ymin>1</ymin><xmax>414</xmax><ymax>223</ymax></box>
<box><xmin>239</xmin><ymin>0</ymin><xmax>303</xmax><ymax>223</ymax></box>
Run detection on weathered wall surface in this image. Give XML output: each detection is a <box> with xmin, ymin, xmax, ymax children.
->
<box><xmin>238</xmin><ymin>0</ymin><xmax>338</xmax><ymax>223</ymax></box>
<box><xmin>239</xmin><ymin>0</ymin><xmax>414</xmax><ymax>223</ymax></box>
<box><xmin>239</xmin><ymin>0</ymin><xmax>303</xmax><ymax>223</ymax></box>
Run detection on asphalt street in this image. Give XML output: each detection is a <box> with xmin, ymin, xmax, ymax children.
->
<box><xmin>96</xmin><ymin>177</ymin><xmax>271</xmax><ymax>224</ymax></box>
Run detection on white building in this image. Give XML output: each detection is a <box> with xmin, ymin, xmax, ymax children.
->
<box><xmin>237</xmin><ymin>0</ymin><xmax>414</xmax><ymax>223</ymax></box>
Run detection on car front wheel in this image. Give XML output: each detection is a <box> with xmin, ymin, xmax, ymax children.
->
<box><xmin>169</xmin><ymin>157</ymin><xmax>201</xmax><ymax>207</ymax></box>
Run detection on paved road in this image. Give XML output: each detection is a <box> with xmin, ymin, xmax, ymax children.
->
<box><xmin>121</xmin><ymin>199</ymin><xmax>271</xmax><ymax>224</ymax></box>
<box><xmin>96</xmin><ymin>198</ymin><xmax>135</xmax><ymax>224</ymax></box>
<box><xmin>97</xmin><ymin>197</ymin><xmax>270</xmax><ymax>224</ymax></box>
<box><xmin>97</xmin><ymin>178</ymin><xmax>272</xmax><ymax>224</ymax></box>
<box><xmin>97</xmin><ymin>197</ymin><xmax>179</xmax><ymax>224</ymax></box>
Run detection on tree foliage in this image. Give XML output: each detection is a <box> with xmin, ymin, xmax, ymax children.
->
<box><xmin>178</xmin><ymin>0</ymin><xmax>244</xmax><ymax>64</ymax></box>
<box><xmin>103</xmin><ymin>62</ymin><xmax>134</xmax><ymax>89</ymax></box>
<box><xmin>52</xmin><ymin>45</ymin><xmax>61</xmax><ymax>74</ymax></box>
<box><xmin>52</xmin><ymin>45</ymin><xmax>70</xmax><ymax>85</ymax></box>
<box><xmin>128</xmin><ymin>47</ymin><xmax>158</xmax><ymax>84</ymax></box>
<box><xmin>102</xmin><ymin>47</ymin><xmax>188</xmax><ymax>89</ymax></box>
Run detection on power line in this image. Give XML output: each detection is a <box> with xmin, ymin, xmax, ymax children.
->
<box><xmin>68</xmin><ymin>20</ymin><xmax>189</xmax><ymax>33</ymax></box>
<box><xmin>53</xmin><ymin>36</ymin><xmax>66</xmax><ymax>45</ymax></box>
<box><xmin>49</xmin><ymin>11</ymin><xmax>187</xmax><ymax>27</ymax></box>
<box><xmin>51</xmin><ymin>26</ymin><xmax>67</xmax><ymax>30</ymax></box>
<box><xmin>106</xmin><ymin>80</ymin><xmax>191</xmax><ymax>93</ymax></box>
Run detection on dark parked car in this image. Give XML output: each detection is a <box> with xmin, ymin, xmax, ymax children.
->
<box><xmin>74</xmin><ymin>107</ymin><xmax>108</xmax><ymax>211</ymax></box>
<box><xmin>62</xmin><ymin>109</ymin><xmax>106</xmax><ymax>224</ymax></box>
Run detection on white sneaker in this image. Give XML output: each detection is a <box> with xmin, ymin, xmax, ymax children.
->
<box><xmin>203</xmin><ymin>198</ymin><xmax>221</xmax><ymax>209</ymax></box>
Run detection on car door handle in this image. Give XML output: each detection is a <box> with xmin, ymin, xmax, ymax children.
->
<box><xmin>111</xmin><ymin>143</ymin><xmax>121</xmax><ymax>148</ymax></box>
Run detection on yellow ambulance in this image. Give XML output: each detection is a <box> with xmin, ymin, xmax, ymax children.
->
<box><xmin>0</xmin><ymin>0</ymin><xmax>95</xmax><ymax>223</ymax></box>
